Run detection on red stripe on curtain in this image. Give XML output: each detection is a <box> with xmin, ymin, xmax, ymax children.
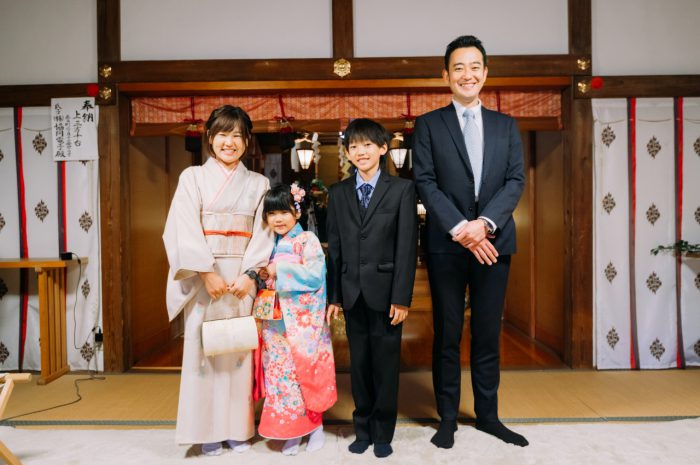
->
<box><xmin>14</xmin><ymin>107</ymin><xmax>29</xmax><ymax>369</ymax></box>
<box><xmin>675</xmin><ymin>97</ymin><xmax>685</xmax><ymax>368</ymax></box>
<box><xmin>15</xmin><ymin>108</ymin><xmax>28</xmax><ymax>257</ymax></box>
<box><xmin>628</xmin><ymin>98</ymin><xmax>639</xmax><ymax>370</ymax></box>
<box><xmin>58</xmin><ymin>161</ymin><xmax>67</xmax><ymax>253</ymax></box>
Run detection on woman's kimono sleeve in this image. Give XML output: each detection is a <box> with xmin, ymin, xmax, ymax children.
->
<box><xmin>162</xmin><ymin>168</ymin><xmax>214</xmax><ymax>320</ymax></box>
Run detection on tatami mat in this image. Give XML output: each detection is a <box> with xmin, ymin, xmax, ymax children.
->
<box><xmin>2</xmin><ymin>370</ymin><xmax>699</xmax><ymax>427</ymax></box>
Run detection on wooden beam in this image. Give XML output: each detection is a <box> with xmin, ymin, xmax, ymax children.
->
<box><xmin>332</xmin><ymin>0</ymin><xmax>354</xmax><ymax>58</ymax></box>
<box><xmin>118</xmin><ymin>76</ymin><xmax>570</xmax><ymax>96</ymax></box>
<box><xmin>0</xmin><ymin>84</ymin><xmax>92</xmax><ymax>107</ymax></box>
<box><xmin>575</xmin><ymin>75</ymin><xmax>700</xmax><ymax>98</ymax></box>
<box><xmin>103</xmin><ymin>55</ymin><xmax>584</xmax><ymax>84</ymax></box>
<box><xmin>131</xmin><ymin>116</ymin><xmax>560</xmax><ymax>138</ymax></box>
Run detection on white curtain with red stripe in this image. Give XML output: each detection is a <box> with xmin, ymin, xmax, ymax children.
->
<box><xmin>64</xmin><ymin>159</ymin><xmax>103</xmax><ymax>371</ymax></box>
<box><xmin>0</xmin><ymin>108</ymin><xmax>21</xmax><ymax>370</ymax></box>
<box><xmin>594</xmin><ymin>97</ymin><xmax>700</xmax><ymax>369</ymax></box>
<box><xmin>681</xmin><ymin>98</ymin><xmax>700</xmax><ymax>366</ymax></box>
<box><xmin>19</xmin><ymin>107</ymin><xmax>57</xmax><ymax>370</ymax></box>
<box><xmin>0</xmin><ymin>106</ymin><xmax>103</xmax><ymax>372</ymax></box>
<box><xmin>594</xmin><ymin>99</ymin><xmax>632</xmax><ymax>369</ymax></box>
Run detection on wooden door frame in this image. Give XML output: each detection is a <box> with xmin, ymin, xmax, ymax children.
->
<box><xmin>93</xmin><ymin>0</ymin><xmax>595</xmax><ymax>370</ymax></box>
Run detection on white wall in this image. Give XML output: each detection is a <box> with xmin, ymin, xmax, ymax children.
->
<box><xmin>354</xmin><ymin>0</ymin><xmax>568</xmax><ymax>57</ymax></box>
<box><xmin>0</xmin><ymin>0</ymin><xmax>96</xmax><ymax>85</ymax></box>
<box><xmin>121</xmin><ymin>0</ymin><xmax>333</xmax><ymax>60</ymax></box>
<box><xmin>1</xmin><ymin>0</ymin><xmax>700</xmax><ymax>86</ymax></box>
<box><xmin>592</xmin><ymin>0</ymin><xmax>700</xmax><ymax>75</ymax></box>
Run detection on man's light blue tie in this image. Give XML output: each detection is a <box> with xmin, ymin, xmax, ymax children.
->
<box><xmin>359</xmin><ymin>183</ymin><xmax>373</xmax><ymax>210</ymax></box>
<box><xmin>463</xmin><ymin>109</ymin><xmax>483</xmax><ymax>199</ymax></box>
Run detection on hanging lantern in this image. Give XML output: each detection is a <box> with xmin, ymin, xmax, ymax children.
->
<box><xmin>296</xmin><ymin>139</ymin><xmax>314</xmax><ymax>170</ymax></box>
<box><xmin>183</xmin><ymin>97</ymin><xmax>202</xmax><ymax>153</ymax></box>
<box><xmin>389</xmin><ymin>132</ymin><xmax>408</xmax><ymax>169</ymax></box>
<box><xmin>185</xmin><ymin>123</ymin><xmax>202</xmax><ymax>153</ymax></box>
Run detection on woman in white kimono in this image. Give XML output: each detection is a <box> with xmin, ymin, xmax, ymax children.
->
<box><xmin>163</xmin><ymin>105</ymin><xmax>274</xmax><ymax>455</ymax></box>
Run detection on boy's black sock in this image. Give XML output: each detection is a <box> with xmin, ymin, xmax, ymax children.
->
<box><xmin>373</xmin><ymin>443</ymin><xmax>393</xmax><ymax>458</ymax></box>
<box><xmin>430</xmin><ymin>420</ymin><xmax>457</xmax><ymax>449</ymax></box>
<box><xmin>348</xmin><ymin>439</ymin><xmax>371</xmax><ymax>454</ymax></box>
<box><xmin>475</xmin><ymin>420</ymin><xmax>529</xmax><ymax>447</ymax></box>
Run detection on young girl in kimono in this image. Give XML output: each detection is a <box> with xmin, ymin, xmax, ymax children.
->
<box><xmin>163</xmin><ymin>105</ymin><xmax>273</xmax><ymax>456</ymax></box>
<box><xmin>257</xmin><ymin>183</ymin><xmax>337</xmax><ymax>456</ymax></box>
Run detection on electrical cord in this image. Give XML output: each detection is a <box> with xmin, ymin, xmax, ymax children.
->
<box><xmin>0</xmin><ymin>252</ymin><xmax>107</xmax><ymax>423</ymax></box>
<box><xmin>65</xmin><ymin>251</ymin><xmax>103</xmax><ymax>355</ymax></box>
<box><xmin>66</xmin><ymin>251</ymin><xmax>83</xmax><ymax>351</ymax></box>
<box><xmin>1</xmin><ymin>373</ymin><xmax>104</xmax><ymax>422</ymax></box>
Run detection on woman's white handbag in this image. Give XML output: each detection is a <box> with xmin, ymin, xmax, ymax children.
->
<box><xmin>201</xmin><ymin>297</ymin><xmax>259</xmax><ymax>357</ymax></box>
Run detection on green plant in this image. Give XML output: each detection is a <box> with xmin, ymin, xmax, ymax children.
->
<box><xmin>650</xmin><ymin>240</ymin><xmax>700</xmax><ymax>256</ymax></box>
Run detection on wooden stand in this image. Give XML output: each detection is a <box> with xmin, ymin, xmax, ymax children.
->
<box><xmin>0</xmin><ymin>258</ymin><xmax>85</xmax><ymax>385</ymax></box>
<box><xmin>0</xmin><ymin>373</ymin><xmax>32</xmax><ymax>465</ymax></box>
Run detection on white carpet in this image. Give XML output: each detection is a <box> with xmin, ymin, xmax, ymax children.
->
<box><xmin>2</xmin><ymin>419</ymin><xmax>699</xmax><ymax>465</ymax></box>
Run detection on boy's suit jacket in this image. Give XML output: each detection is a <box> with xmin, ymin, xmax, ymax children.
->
<box><xmin>326</xmin><ymin>171</ymin><xmax>417</xmax><ymax>312</ymax></box>
<box><xmin>412</xmin><ymin>104</ymin><xmax>525</xmax><ymax>255</ymax></box>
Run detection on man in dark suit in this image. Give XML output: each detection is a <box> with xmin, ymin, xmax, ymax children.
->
<box><xmin>326</xmin><ymin>118</ymin><xmax>417</xmax><ymax>458</ymax></box>
<box><xmin>413</xmin><ymin>35</ymin><xmax>528</xmax><ymax>449</ymax></box>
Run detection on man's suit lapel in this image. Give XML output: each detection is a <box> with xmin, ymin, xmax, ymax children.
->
<box><xmin>342</xmin><ymin>176</ymin><xmax>362</xmax><ymax>226</ymax></box>
<box><xmin>439</xmin><ymin>104</ymin><xmax>474</xmax><ymax>178</ymax></box>
<box><xmin>481</xmin><ymin>107</ymin><xmax>497</xmax><ymax>186</ymax></box>
<box><xmin>361</xmin><ymin>171</ymin><xmax>391</xmax><ymax>225</ymax></box>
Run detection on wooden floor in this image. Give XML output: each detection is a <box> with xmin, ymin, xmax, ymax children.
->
<box><xmin>133</xmin><ymin>267</ymin><xmax>565</xmax><ymax>370</ymax></box>
<box><xmin>3</xmin><ymin>370</ymin><xmax>699</xmax><ymax>427</ymax></box>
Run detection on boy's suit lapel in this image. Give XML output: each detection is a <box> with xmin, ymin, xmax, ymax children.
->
<box><xmin>362</xmin><ymin>171</ymin><xmax>391</xmax><ymax>225</ymax></box>
<box><xmin>342</xmin><ymin>176</ymin><xmax>362</xmax><ymax>226</ymax></box>
<box><xmin>439</xmin><ymin>104</ymin><xmax>474</xmax><ymax>178</ymax></box>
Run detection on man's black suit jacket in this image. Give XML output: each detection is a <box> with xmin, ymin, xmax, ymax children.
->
<box><xmin>326</xmin><ymin>171</ymin><xmax>417</xmax><ymax>312</ymax></box>
<box><xmin>412</xmin><ymin>104</ymin><xmax>525</xmax><ymax>255</ymax></box>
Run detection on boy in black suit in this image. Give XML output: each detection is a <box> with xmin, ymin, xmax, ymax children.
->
<box><xmin>326</xmin><ymin>118</ymin><xmax>417</xmax><ymax>458</ymax></box>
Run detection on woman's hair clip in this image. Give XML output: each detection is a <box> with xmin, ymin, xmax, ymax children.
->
<box><xmin>290</xmin><ymin>182</ymin><xmax>306</xmax><ymax>213</ymax></box>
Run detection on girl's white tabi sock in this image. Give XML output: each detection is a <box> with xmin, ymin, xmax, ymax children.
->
<box><xmin>225</xmin><ymin>439</ymin><xmax>251</xmax><ymax>453</ymax></box>
<box><xmin>281</xmin><ymin>437</ymin><xmax>302</xmax><ymax>456</ymax></box>
<box><xmin>305</xmin><ymin>426</ymin><xmax>325</xmax><ymax>452</ymax></box>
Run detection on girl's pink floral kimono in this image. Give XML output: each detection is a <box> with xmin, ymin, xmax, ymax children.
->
<box><xmin>258</xmin><ymin>223</ymin><xmax>337</xmax><ymax>439</ymax></box>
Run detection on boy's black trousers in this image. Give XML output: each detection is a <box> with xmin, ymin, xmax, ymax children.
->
<box><xmin>344</xmin><ymin>294</ymin><xmax>402</xmax><ymax>445</ymax></box>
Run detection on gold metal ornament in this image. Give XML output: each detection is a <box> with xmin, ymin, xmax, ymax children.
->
<box><xmin>98</xmin><ymin>86</ymin><xmax>113</xmax><ymax>101</ymax></box>
<box><xmin>333</xmin><ymin>58</ymin><xmax>351</xmax><ymax>78</ymax></box>
<box><xmin>99</xmin><ymin>64</ymin><xmax>112</xmax><ymax>79</ymax></box>
<box><xmin>577</xmin><ymin>80</ymin><xmax>590</xmax><ymax>94</ymax></box>
<box><xmin>577</xmin><ymin>57</ymin><xmax>591</xmax><ymax>71</ymax></box>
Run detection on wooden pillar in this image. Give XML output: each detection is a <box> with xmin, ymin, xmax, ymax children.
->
<box><xmin>97</xmin><ymin>0</ymin><xmax>127</xmax><ymax>371</ymax></box>
<box><xmin>332</xmin><ymin>0</ymin><xmax>354</xmax><ymax>59</ymax></box>
<box><xmin>564</xmin><ymin>0</ymin><xmax>593</xmax><ymax>367</ymax></box>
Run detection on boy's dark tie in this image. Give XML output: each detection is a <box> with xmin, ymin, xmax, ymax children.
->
<box><xmin>359</xmin><ymin>183</ymin><xmax>373</xmax><ymax>210</ymax></box>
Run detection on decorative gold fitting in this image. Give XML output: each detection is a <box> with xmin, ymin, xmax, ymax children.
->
<box><xmin>99</xmin><ymin>86</ymin><xmax>113</xmax><ymax>101</ymax></box>
<box><xmin>99</xmin><ymin>64</ymin><xmax>112</xmax><ymax>79</ymax></box>
<box><xmin>577</xmin><ymin>80</ymin><xmax>590</xmax><ymax>94</ymax></box>
<box><xmin>577</xmin><ymin>58</ymin><xmax>591</xmax><ymax>71</ymax></box>
<box><xmin>333</xmin><ymin>58</ymin><xmax>351</xmax><ymax>78</ymax></box>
